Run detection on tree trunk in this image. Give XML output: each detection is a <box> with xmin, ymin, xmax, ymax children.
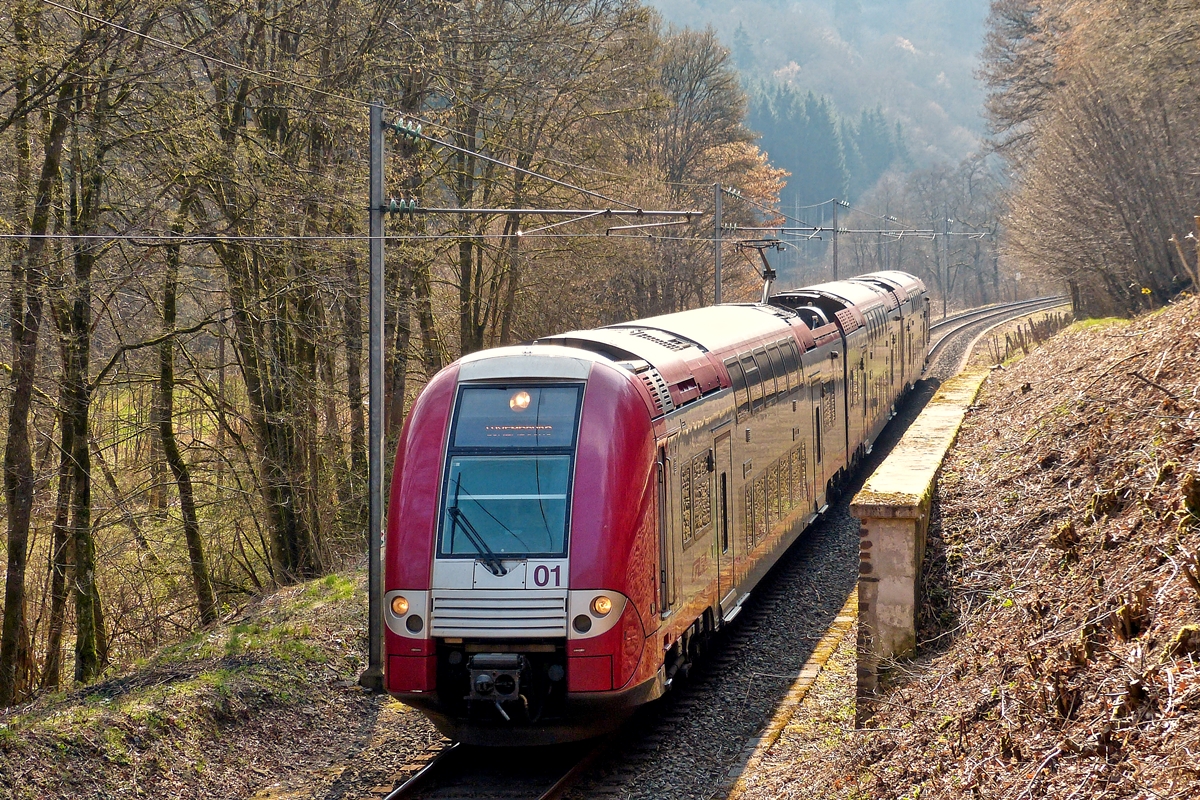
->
<box><xmin>458</xmin><ymin>237</ymin><xmax>477</xmax><ymax>354</ymax></box>
<box><xmin>66</xmin><ymin>79</ymin><xmax>107</xmax><ymax>684</ymax></box>
<box><xmin>387</xmin><ymin>263</ymin><xmax>413</xmax><ymax>439</ymax></box>
<box><xmin>344</xmin><ymin>248</ymin><xmax>367</xmax><ymax>527</ymax></box>
<box><xmin>39</xmin><ymin>408</ymin><xmax>73</xmax><ymax>691</ymax></box>
<box><xmin>158</xmin><ymin>193</ymin><xmax>218</xmax><ymax>625</ymax></box>
<box><xmin>412</xmin><ymin>256</ymin><xmax>443</xmax><ymax>376</ymax></box>
<box><xmin>498</xmin><ymin>214</ymin><xmax>521</xmax><ymax>345</ymax></box>
<box><xmin>212</xmin><ymin>239</ymin><xmax>325</xmax><ymax>583</ymax></box>
<box><xmin>1</xmin><ymin>79</ymin><xmax>72</xmax><ymax>706</ymax></box>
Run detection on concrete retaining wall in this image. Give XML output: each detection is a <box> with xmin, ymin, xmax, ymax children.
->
<box><xmin>851</xmin><ymin>370</ymin><xmax>989</xmax><ymax>719</ymax></box>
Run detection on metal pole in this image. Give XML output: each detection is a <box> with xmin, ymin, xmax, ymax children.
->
<box><xmin>942</xmin><ymin>217</ymin><xmax>950</xmax><ymax>320</ymax></box>
<box><xmin>832</xmin><ymin>200</ymin><xmax>839</xmax><ymax>281</ymax></box>
<box><xmin>714</xmin><ymin>184</ymin><xmax>723</xmax><ymax>304</ymax></box>
<box><xmin>360</xmin><ymin>102</ymin><xmax>386</xmax><ymax>693</ymax></box>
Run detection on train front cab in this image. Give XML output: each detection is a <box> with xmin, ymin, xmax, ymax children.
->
<box><xmin>384</xmin><ymin>347</ymin><xmax>664</xmax><ymax>745</ymax></box>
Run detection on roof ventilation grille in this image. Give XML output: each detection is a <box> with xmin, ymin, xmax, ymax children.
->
<box><xmin>638</xmin><ymin>369</ymin><xmax>676</xmax><ymax>416</ymax></box>
<box><xmin>835</xmin><ymin>309</ymin><xmax>860</xmax><ymax>331</ymax></box>
<box><xmin>629</xmin><ymin>329</ymin><xmax>691</xmax><ymax>352</ymax></box>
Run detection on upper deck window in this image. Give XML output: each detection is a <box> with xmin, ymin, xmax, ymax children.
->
<box><xmin>451</xmin><ymin>386</ymin><xmax>582</xmax><ymax>449</ymax></box>
<box><xmin>726</xmin><ymin>358</ymin><xmax>751</xmax><ymax>421</ymax></box>
<box><xmin>765</xmin><ymin>346</ymin><xmax>787</xmax><ymax>399</ymax></box>
<box><xmin>741</xmin><ymin>354</ymin><xmax>764</xmax><ymax>413</ymax></box>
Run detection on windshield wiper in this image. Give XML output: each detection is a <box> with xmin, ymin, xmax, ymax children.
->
<box><xmin>449</xmin><ymin>477</ymin><xmax>508</xmax><ymax>577</ymax></box>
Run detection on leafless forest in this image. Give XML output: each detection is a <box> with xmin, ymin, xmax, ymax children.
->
<box><xmin>0</xmin><ymin>0</ymin><xmax>797</xmax><ymax>706</ymax></box>
<box><xmin>983</xmin><ymin>0</ymin><xmax>1200</xmax><ymax>316</ymax></box>
<box><xmin>1</xmin><ymin>0</ymin><xmax>1192</xmax><ymax>710</ymax></box>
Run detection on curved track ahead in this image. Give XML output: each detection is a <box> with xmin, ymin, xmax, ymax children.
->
<box><xmin>373</xmin><ymin>295</ymin><xmax>1072</xmax><ymax>800</ymax></box>
<box><xmin>925</xmin><ymin>295</ymin><xmax>1068</xmax><ymax>378</ymax></box>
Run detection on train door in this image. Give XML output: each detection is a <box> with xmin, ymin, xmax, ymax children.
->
<box><xmin>889</xmin><ymin>333</ymin><xmax>897</xmax><ymax>403</ymax></box>
<box><xmin>713</xmin><ymin>431</ymin><xmax>734</xmax><ymax>613</ymax></box>
<box><xmin>812</xmin><ymin>374</ymin><xmax>824</xmax><ymax>506</ymax></box>
<box><xmin>658</xmin><ymin>439</ymin><xmax>678</xmax><ymax>618</ymax></box>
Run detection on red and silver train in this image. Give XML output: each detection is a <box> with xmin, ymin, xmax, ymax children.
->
<box><xmin>384</xmin><ymin>271</ymin><xmax>930</xmax><ymax>745</ymax></box>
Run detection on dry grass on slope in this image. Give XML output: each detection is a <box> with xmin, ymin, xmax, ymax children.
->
<box><xmin>835</xmin><ymin>297</ymin><xmax>1200</xmax><ymax>799</ymax></box>
<box><xmin>0</xmin><ymin>573</ymin><xmax>437</xmax><ymax>799</ymax></box>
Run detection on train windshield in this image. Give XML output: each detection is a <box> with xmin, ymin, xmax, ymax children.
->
<box><xmin>440</xmin><ymin>385</ymin><xmax>583</xmax><ymax>559</ymax></box>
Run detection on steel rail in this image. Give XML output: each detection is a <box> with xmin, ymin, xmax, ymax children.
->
<box><xmin>929</xmin><ymin>295</ymin><xmax>1067</xmax><ymax>335</ymax></box>
<box><xmin>536</xmin><ymin>735</ymin><xmax>615</xmax><ymax>800</ymax></box>
<box><xmin>925</xmin><ymin>296</ymin><xmax>1070</xmax><ymax>370</ymax></box>
<box><xmin>381</xmin><ymin>734</ymin><xmax>611</xmax><ymax>800</ymax></box>
<box><xmin>382</xmin><ymin>742</ymin><xmax>463</xmax><ymax>800</ymax></box>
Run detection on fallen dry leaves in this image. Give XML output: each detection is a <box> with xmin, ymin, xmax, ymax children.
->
<box><xmin>779</xmin><ymin>297</ymin><xmax>1200</xmax><ymax>799</ymax></box>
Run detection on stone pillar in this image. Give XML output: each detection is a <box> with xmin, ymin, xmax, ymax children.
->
<box><xmin>853</xmin><ymin>498</ymin><xmax>931</xmax><ymax>710</ymax></box>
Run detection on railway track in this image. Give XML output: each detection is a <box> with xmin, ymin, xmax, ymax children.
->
<box><xmin>925</xmin><ymin>295</ymin><xmax>1069</xmax><ymax>378</ymax></box>
<box><xmin>382</xmin><ymin>738</ymin><xmax>609</xmax><ymax>800</ymax></box>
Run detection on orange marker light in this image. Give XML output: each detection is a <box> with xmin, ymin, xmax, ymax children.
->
<box><xmin>391</xmin><ymin>595</ymin><xmax>410</xmax><ymax>616</ymax></box>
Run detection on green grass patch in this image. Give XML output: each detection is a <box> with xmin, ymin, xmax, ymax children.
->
<box><xmin>1069</xmin><ymin>316</ymin><xmax>1129</xmax><ymax>331</ymax></box>
<box><xmin>303</xmin><ymin>573</ymin><xmax>357</xmax><ymax>603</ymax></box>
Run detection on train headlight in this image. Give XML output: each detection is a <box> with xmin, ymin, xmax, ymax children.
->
<box><xmin>391</xmin><ymin>595</ymin><xmax>410</xmax><ymax>616</ymax></box>
<box><xmin>590</xmin><ymin>596</ymin><xmax>613</xmax><ymax>617</ymax></box>
<box><xmin>509</xmin><ymin>390</ymin><xmax>531</xmax><ymax>411</ymax></box>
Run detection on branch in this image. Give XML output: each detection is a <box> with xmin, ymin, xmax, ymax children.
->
<box><xmin>1127</xmin><ymin>370</ymin><xmax>1178</xmax><ymax>400</ymax></box>
<box><xmin>90</xmin><ymin>314</ymin><xmax>226</xmax><ymax>391</ymax></box>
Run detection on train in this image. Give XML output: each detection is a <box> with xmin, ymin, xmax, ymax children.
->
<box><xmin>383</xmin><ymin>270</ymin><xmax>930</xmax><ymax>745</ymax></box>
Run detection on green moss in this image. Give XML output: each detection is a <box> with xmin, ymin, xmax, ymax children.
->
<box><xmin>101</xmin><ymin>726</ymin><xmax>132</xmax><ymax>765</ymax></box>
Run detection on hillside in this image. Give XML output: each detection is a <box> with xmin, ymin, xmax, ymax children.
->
<box><xmin>803</xmin><ymin>297</ymin><xmax>1200</xmax><ymax>797</ymax></box>
<box><xmin>0</xmin><ymin>573</ymin><xmax>437</xmax><ymax>799</ymax></box>
<box><xmin>649</xmin><ymin>0</ymin><xmax>990</xmax><ymax>162</ymax></box>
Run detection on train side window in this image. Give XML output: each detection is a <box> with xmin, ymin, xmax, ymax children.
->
<box><xmin>726</xmin><ymin>358</ymin><xmax>750</xmax><ymax>421</ymax></box>
<box><xmin>744</xmin><ymin>484</ymin><xmax>755</xmax><ymax>549</ymax></box>
<box><xmin>680</xmin><ymin>457</ymin><xmax>693</xmax><ymax>546</ymax></box>
<box><xmin>741</xmin><ymin>355</ymin><xmax>763</xmax><ymax>414</ymax></box>
<box><xmin>775</xmin><ymin>459</ymin><xmax>788</xmax><ymax>519</ymax></box>
<box><xmin>753</xmin><ymin>349</ymin><xmax>776</xmax><ymax>407</ymax></box>
<box><xmin>692</xmin><ymin>454</ymin><xmax>713</xmax><ymax>532</ymax></box>
<box><xmin>766</xmin><ymin>463</ymin><xmax>779</xmax><ymax>527</ymax></box>
<box><xmin>822</xmin><ymin>379</ymin><xmax>837</xmax><ymax>430</ymax></box>
<box><xmin>779</xmin><ymin>340</ymin><xmax>800</xmax><ymax>394</ymax></box>
<box><xmin>753</xmin><ymin>475</ymin><xmax>768</xmax><ymax>545</ymax></box>
<box><xmin>765</xmin><ymin>346</ymin><xmax>787</xmax><ymax>402</ymax></box>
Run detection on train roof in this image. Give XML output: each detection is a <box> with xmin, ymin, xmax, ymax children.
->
<box><xmin>859</xmin><ymin>270</ymin><xmax>926</xmax><ymax>297</ymax></box>
<box><xmin>531</xmin><ymin>270</ymin><xmax>926</xmax><ymax>419</ymax></box>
